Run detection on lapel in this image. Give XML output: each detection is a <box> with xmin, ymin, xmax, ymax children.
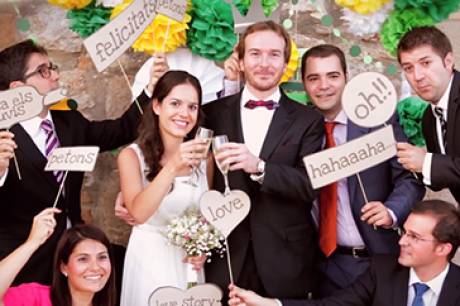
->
<box><xmin>219</xmin><ymin>93</ymin><xmax>245</xmax><ymax>143</ymax></box>
<box><xmin>392</xmin><ymin>266</ymin><xmax>410</xmax><ymax>306</ymax></box>
<box><xmin>446</xmin><ymin>70</ymin><xmax>460</xmax><ymax>154</ymax></box>
<box><xmin>10</xmin><ymin>122</ymin><xmax>58</xmax><ymax>189</ymax></box>
<box><xmin>436</xmin><ymin>264</ymin><xmax>460</xmax><ymax>306</ymax></box>
<box><xmin>346</xmin><ymin>120</ymin><xmax>371</xmax><ymax>206</ymax></box>
<box><xmin>424</xmin><ymin>108</ymin><xmax>441</xmax><ymax>153</ymax></box>
<box><xmin>51</xmin><ymin>110</ymin><xmax>73</xmax><ymax>147</ymax></box>
<box><xmin>259</xmin><ymin>93</ymin><xmax>297</xmax><ymax>160</ymax></box>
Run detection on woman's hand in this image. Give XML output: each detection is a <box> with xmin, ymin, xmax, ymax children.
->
<box><xmin>26</xmin><ymin>207</ymin><xmax>61</xmax><ymax>248</ymax></box>
<box><xmin>183</xmin><ymin>254</ymin><xmax>207</xmax><ymax>271</ymax></box>
<box><xmin>168</xmin><ymin>138</ymin><xmax>208</xmax><ymax>175</ymax></box>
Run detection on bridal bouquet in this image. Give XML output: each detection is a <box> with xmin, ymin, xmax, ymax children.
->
<box><xmin>166</xmin><ymin>207</ymin><xmax>225</xmax><ymax>258</ymax></box>
<box><xmin>165</xmin><ymin>207</ymin><xmax>225</xmax><ymax>287</ymax></box>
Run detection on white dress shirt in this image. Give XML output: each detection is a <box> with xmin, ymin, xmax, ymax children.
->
<box><xmin>407</xmin><ymin>264</ymin><xmax>450</xmax><ymax>306</ymax></box>
<box><xmin>240</xmin><ymin>86</ymin><xmax>281</xmax><ymax>157</ymax></box>
<box><xmin>422</xmin><ymin>75</ymin><xmax>453</xmax><ymax>186</ymax></box>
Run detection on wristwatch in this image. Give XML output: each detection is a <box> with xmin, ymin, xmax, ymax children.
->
<box><xmin>256</xmin><ymin>159</ymin><xmax>266</xmax><ymax>174</ymax></box>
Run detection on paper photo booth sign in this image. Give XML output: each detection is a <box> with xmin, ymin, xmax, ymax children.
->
<box><xmin>342</xmin><ymin>72</ymin><xmax>397</xmax><ymax>128</ymax></box>
<box><xmin>303</xmin><ymin>125</ymin><xmax>396</xmax><ymax>189</ymax></box>
<box><xmin>200</xmin><ymin>190</ymin><xmax>250</xmax><ymax>237</ymax></box>
<box><xmin>0</xmin><ymin>86</ymin><xmax>44</xmax><ymax>129</ymax></box>
<box><xmin>83</xmin><ymin>0</ymin><xmax>158</xmax><ymax>72</ymax></box>
<box><xmin>156</xmin><ymin>0</ymin><xmax>187</xmax><ymax>21</ymax></box>
<box><xmin>45</xmin><ymin>146</ymin><xmax>100</xmax><ymax>172</ymax></box>
<box><xmin>83</xmin><ymin>0</ymin><xmax>187</xmax><ymax>72</ymax></box>
<box><xmin>149</xmin><ymin>284</ymin><xmax>222</xmax><ymax>306</ymax></box>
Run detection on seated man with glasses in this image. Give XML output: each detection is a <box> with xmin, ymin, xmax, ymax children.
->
<box><xmin>0</xmin><ymin>39</ymin><xmax>165</xmax><ymax>286</ymax></box>
<box><xmin>229</xmin><ymin>199</ymin><xmax>460</xmax><ymax>306</ymax></box>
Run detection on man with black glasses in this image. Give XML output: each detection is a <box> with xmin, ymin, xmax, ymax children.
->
<box><xmin>0</xmin><ymin>40</ymin><xmax>160</xmax><ymax>285</ymax></box>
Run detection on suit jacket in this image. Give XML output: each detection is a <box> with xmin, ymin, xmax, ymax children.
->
<box><xmin>422</xmin><ymin>70</ymin><xmax>460</xmax><ymax>203</ymax></box>
<box><xmin>284</xmin><ymin>255</ymin><xmax>460</xmax><ymax>306</ymax></box>
<box><xmin>344</xmin><ymin>116</ymin><xmax>425</xmax><ymax>255</ymax></box>
<box><xmin>0</xmin><ymin>93</ymin><xmax>149</xmax><ymax>285</ymax></box>
<box><xmin>203</xmin><ymin>91</ymin><xmax>324</xmax><ymax>298</ymax></box>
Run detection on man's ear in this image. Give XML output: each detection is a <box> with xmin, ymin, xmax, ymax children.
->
<box><xmin>9</xmin><ymin>80</ymin><xmax>25</xmax><ymax>89</ymax></box>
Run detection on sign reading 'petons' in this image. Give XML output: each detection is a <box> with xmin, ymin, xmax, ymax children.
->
<box><xmin>200</xmin><ymin>190</ymin><xmax>250</xmax><ymax>237</ymax></box>
<box><xmin>45</xmin><ymin>146</ymin><xmax>100</xmax><ymax>172</ymax></box>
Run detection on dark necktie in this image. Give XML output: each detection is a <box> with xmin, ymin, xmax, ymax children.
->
<box><xmin>41</xmin><ymin>119</ymin><xmax>64</xmax><ymax>183</ymax></box>
<box><xmin>434</xmin><ymin>106</ymin><xmax>447</xmax><ymax>148</ymax></box>
<box><xmin>319</xmin><ymin>121</ymin><xmax>337</xmax><ymax>257</ymax></box>
<box><xmin>244</xmin><ymin>99</ymin><xmax>277</xmax><ymax>110</ymax></box>
<box><xmin>412</xmin><ymin>282</ymin><xmax>429</xmax><ymax>306</ymax></box>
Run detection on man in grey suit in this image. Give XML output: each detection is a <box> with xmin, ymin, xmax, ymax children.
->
<box><xmin>299</xmin><ymin>45</ymin><xmax>425</xmax><ymax>296</ymax></box>
<box><xmin>229</xmin><ymin>199</ymin><xmax>460</xmax><ymax>306</ymax></box>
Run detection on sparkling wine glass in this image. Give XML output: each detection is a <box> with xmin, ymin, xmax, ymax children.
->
<box><xmin>212</xmin><ymin>135</ymin><xmax>231</xmax><ymax>196</ymax></box>
<box><xmin>184</xmin><ymin>127</ymin><xmax>213</xmax><ymax>186</ymax></box>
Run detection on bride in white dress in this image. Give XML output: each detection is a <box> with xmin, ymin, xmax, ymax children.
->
<box><xmin>117</xmin><ymin>71</ymin><xmax>211</xmax><ymax>306</ymax></box>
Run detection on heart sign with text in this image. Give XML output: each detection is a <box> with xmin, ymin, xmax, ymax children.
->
<box><xmin>342</xmin><ymin>72</ymin><xmax>397</xmax><ymax>128</ymax></box>
<box><xmin>200</xmin><ymin>190</ymin><xmax>250</xmax><ymax>237</ymax></box>
<box><xmin>148</xmin><ymin>283</ymin><xmax>222</xmax><ymax>306</ymax></box>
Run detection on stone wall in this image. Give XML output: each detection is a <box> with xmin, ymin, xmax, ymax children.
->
<box><xmin>1</xmin><ymin>0</ymin><xmax>458</xmax><ymax>246</ymax></box>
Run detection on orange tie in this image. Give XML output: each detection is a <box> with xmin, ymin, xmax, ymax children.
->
<box><xmin>319</xmin><ymin>122</ymin><xmax>337</xmax><ymax>257</ymax></box>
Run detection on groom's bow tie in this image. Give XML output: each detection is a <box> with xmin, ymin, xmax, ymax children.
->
<box><xmin>244</xmin><ymin>99</ymin><xmax>277</xmax><ymax>110</ymax></box>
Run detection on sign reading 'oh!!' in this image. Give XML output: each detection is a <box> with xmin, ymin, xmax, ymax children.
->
<box><xmin>83</xmin><ymin>0</ymin><xmax>187</xmax><ymax>72</ymax></box>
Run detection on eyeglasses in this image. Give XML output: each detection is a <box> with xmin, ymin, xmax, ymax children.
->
<box><xmin>400</xmin><ymin>229</ymin><xmax>437</xmax><ymax>244</ymax></box>
<box><xmin>23</xmin><ymin>63</ymin><xmax>59</xmax><ymax>80</ymax></box>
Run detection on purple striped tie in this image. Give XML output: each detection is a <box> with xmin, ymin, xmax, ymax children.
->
<box><xmin>41</xmin><ymin>119</ymin><xmax>64</xmax><ymax>183</ymax></box>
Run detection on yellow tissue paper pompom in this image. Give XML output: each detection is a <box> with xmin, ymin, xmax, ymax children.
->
<box><xmin>280</xmin><ymin>40</ymin><xmax>299</xmax><ymax>84</ymax></box>
<box><xmin>48</xmin><ymin>0</ymin><xmax>92</xmax><ymax>10</ymax></box>
<box><xmin>111</xmin><ymin>0</ymin><xmax>191</xmax><ymax>54</ymax></box>
<box><xmin>335</xmin><ymin>0</ymin><xmax>390</xmax><ymax>15</ymax></box>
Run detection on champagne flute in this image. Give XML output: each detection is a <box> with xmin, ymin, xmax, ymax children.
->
<box><xmin>184</xmin><ymin>127</ymin><xmax>213</xmax><ymax>186</ymax></box>
<box><xmin>212</xmin><ymin>135</ymin><xmax>231</xmax><ymax>196</ymax></box>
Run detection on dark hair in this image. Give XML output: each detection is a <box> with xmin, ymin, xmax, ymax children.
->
<box><xmin>397</xmin><ymin>26</ymin><xmax>453</xmax><ymax>63</ymax></box>
<box><xmin>411</xmin><ymin>199</ymin><xmax>460</xmax><ymax>260</ymax></box>
<box><xmin>301</xmin><ymin>44</ymin><xmax>347</xmax><ymax>80</ymax></box>
<box><xmin>0</xmin><ymin>39</ymin><xmax>48</xmax><ymax>90</ymax></box>
<box><xmin>51</xmin><ymin>224</ymin><xmax>116</xmax><ymax>306</ymax></box>
<box><xmin>137</xmin><ymin>70</ymin><xmax>203</xmax><ymax>181</ymax></box>
<box><xmin>237</xmin><ymin>20</ymin><xmax>291</xmax><ymax>64</ymax></box>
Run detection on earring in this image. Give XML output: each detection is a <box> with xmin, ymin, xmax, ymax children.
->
<box><xmin>63</xmin><ymin>272</ymin><xmax>68</xmax><ymax>277</ymax></box>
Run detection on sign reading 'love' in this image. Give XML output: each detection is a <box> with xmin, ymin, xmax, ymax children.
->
<box><xmin>199</xmin><ymin>190</ymin><xmax>250</xmax><ymax>237</ymax></box>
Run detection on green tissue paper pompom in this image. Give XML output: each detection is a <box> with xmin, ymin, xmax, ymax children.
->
<box><xmin>67</xmin><ymin>0</ymin><xmax>112</xmax><ymax>38</ymax></box>
<box><xmin>395</xmin><ymin>0</ymin><xmax>460</xmax><ymax>22</ymax></box>
<box><xmin>397</xmin><ymin>96</ymin><xmax>429</xmax><ymax>147</ymax></box>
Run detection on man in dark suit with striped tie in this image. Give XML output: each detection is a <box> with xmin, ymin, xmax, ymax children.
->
<box><xmin>0</xmin><ymin>39</ymin><xmax>158</xmax><ymax>285</ymax></box>
<box><xmin>396</xmin><ymin>26</ymin><xmax>460</xmax><ymax>204</ymax></box>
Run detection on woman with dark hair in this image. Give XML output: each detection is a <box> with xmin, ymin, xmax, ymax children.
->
<box><xmin>0</xmin><ymin>208</ymin><xmax>115</xmax><ymax>306</ymax></box>
<box><xmin>118</xmin><ymin>70</ymin><xmax>211</xmax><ymax>305</ymax></box>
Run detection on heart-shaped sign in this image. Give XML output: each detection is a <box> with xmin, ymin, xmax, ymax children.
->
<box><xmin>200</xmin><ymin>190</ymin><xmax>251</xmax><ymax>237</ymax></box>
<box><xmin>148</xmin><ymin>283</ymin><xmax>222</xmax><ymax>306</ymax></box>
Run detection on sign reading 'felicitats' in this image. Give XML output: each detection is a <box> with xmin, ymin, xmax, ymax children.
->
<box><xmin>84</xmin><ymin>0</ymin><xmax>158</xmax><ymax>72</ymax></box>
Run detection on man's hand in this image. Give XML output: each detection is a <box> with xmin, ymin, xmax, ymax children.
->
<box><xmin>228</xmin><ymin>284</ymin><xmax>279</xmax><ymax>306</ymax></box>
<box><xmin>114</xmin><ymin>192</ymin><xmax>138</xmax><ymax>226</ymax></box>
<box><xmin>361</xmin><ymin>201</ymin><xmax>393</xmax><ymax>227</ymax></box>
<box><xmin>0</xmin><ymin>131</ymin><xmax>16</xmax><ymax>177</ymax></box>
<box><xmin>146</xmin><ymin>52</ymin><xmax>169</xmax><ymax>94</ymax></box>
<box><xmin>396</xmin><ymin>142</ymin><xmax>426</xmax><ymax>173</ymax></box>
<box><xmin>224</xmin><ymin>50</ymin><xmax>240</xmax><ymax>81</ymax></box>
<box><xmin>214</xmin><ymin>142</ymin><xmax>259</xmax><ymax>174</ymax></box>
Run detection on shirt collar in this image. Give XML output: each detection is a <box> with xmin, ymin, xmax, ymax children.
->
<box><xmin>409</xmin><ymin>263</ymin><xmax>450</xmax><ymax>297</ymax></box>
<box><xmin>325</xmin><ymin>109</ymin><xmax>348</xmax><ymax>126</ymax></box>
<box><xmin>20</xmin><ymin>111</ymin><xmax>53</xmax><ymax>137</ymax></box>
<box><xmin>431</xmin><ymin>74</ymin><xmax>454</xmax><ymax>113</ymax></box>
<box><xmin>241</xmin><ymin>86</ymin><xmax>281</xmax><ymax>108</ymax></box>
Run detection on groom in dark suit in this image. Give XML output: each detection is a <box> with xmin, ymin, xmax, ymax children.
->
<box><xmin>300</xmin><ymin>44</ymin><xmax>425</xmax><ymax>296</ymax></box>
<box><xmin>396</xmin><ymin>26</ymin><xmax>460</xmax><ymax>204</ymax></box>
<box><xmin>203</xmin><ymin>21</ymin><xmax>324</xmax><ymax>299</ymax></box>
<box><xmin>0</xmin><ymin>40</ymin><xmax>155</xmax><ymax>285</ymax></box>
<box><xmin>229</xmin><ymin>199</ymin><xmax>460</xmax><ymax>306</ymax></box>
